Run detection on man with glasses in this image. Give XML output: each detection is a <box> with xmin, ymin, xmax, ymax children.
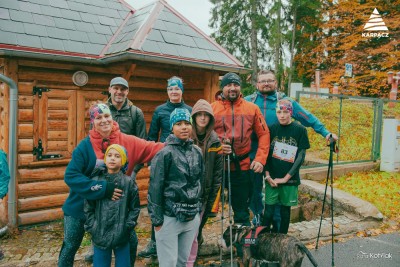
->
<box><xmin>138</xmin><ymin>76</ymin><xmax>192</xmax><ymax>259</ymax></box>
<box><xmin>85</xmin><ymin>76</ymin><xmax>147</xmax><ymax>265</ymax></box>
<box><xmin>245</xmin><ymin>70</ymin><xmax>338</xmax><ymax>231</ymax></box>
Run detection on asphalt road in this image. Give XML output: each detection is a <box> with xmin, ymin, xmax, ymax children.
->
<box><xmin>302</xmin><ymin>233</ymin><xmax>400</xmax><ymax>267</ymax></box>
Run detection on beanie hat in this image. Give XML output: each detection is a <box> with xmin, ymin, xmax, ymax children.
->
<box><xmin>170</xmin><ymin>108</ymin><xmax>192</xmax><ymax>130</ymax></box>
<box><xmin>220</xmin><ymin>72</ymin><xmax>241</xmax><ymax>89</ymax></box>
<box><xmin>104</xmin><ymin>144</ymin><xmax>129</xmax><ymax>174</ymax></box>
<box><xmin>110</xmin><ymin>77</ymin><xmax>129</xmax><ymax>88</ymax></box>
<box><xmin>167</xmin><ymin>77</ymin><xmax>184</xmax><ymax>92</ymax></box>
<box><xmin>89</xmin><ymin>103</ymin><xmax>111</xmax><ymax>125</ymax></box>
<box><xmin>276</xmin><ymin>99</ymin><xmax>293</xmax><ymax>115</ymax></box>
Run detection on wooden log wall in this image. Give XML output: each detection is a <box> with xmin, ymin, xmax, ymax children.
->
<box><xmin>1</xmin><ymin>57</ymin><xmax>220</xmax><ymax>225</ymax></box>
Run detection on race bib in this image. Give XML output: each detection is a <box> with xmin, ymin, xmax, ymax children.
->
<box><xmin>273</xmin><ymin>141</ymin><xmax>297</xmax><ymax>163</ymax></box>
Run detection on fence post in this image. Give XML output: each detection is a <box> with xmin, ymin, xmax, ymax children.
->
<box><xmin>373</xmin><ymin>99</ymin><xmax>384</xmax><ymax>161</ymax></box>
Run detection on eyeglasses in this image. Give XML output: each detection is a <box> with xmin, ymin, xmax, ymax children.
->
<box><xmin>258</xmin><ymin>80</ymin><xmax>276</xmax><ymax>84</ymax></box>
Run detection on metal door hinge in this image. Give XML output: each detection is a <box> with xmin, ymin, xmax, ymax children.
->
<box><xmin>33</xmin><ymin>139</ymin><xmax>63</xmax><ymax>161</ymax></box>
<box><xmin>33</xmin><ymin>86</ymin><xmax>50</xmax><ymax>98</ymax></box>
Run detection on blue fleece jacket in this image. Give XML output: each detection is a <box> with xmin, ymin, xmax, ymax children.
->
<box><xmin>244</xmin><ymin>91</ymin><xmax>330</xmax><ymax>159</ymax></box>
<box><xmin>62</xmin><ymin>137</ymin><xmax>109</xmax><ymax>219</ymax></box>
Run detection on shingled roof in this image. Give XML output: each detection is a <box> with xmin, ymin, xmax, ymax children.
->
<box><xmin>0</xmin><ymin>0</ymin><xmax>245</xmax><ymax>72</ymax></box>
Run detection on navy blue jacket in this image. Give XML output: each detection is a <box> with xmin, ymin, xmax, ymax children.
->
<box><xmin>148</xmin><ymin>100</ymin><xmax>192</xmax><ymax>143</ymax></box>
<box><xmin>62</xmin><ymin>137</ymin><xmax>109</xmax><ymax>219</ymax></box>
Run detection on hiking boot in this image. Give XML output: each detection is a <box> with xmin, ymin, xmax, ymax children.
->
<box><xmin>138</xmin><ymin>240</ymin><xmax>157</xmax><ymax>258</ymax></box>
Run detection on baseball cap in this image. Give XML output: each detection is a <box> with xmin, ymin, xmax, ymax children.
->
<box><xmin>110</xmin><ymin>77</ymin><xmax>129</xmax><ymax>88</ymax></box>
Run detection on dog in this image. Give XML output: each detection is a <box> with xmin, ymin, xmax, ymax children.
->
<box><xmin>219</xmin><ymin>225</ymin><xmax>318</xmax><ymax>267</ymax></box>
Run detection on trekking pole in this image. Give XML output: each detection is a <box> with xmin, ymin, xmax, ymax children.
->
<box><xmin>220</xmin><ymin>155</ymin><xmax>226</xmax><ymax>266</ymax></box>
<box><xmin>227</xmin><ymin>153</ymin><xmax>233</xmax><ymax>267</ymax></box>
<box><xmin>329</xmin><ymin>135</ymin><xmax>336</xmax><ymax>267</ymax></box>
<box><xmin>315</xmin><ymin>135</ymin><xmax>337</xmax><ymax>267</ymax></box>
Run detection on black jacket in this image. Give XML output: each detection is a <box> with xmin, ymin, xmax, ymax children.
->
<box><xmin>148</xmin><ymin>101</ymin><xmax>192</xmax><ymax>143</ymax></box>
<box><xmin>147</xmin><ymin>134</ymin><xmax>204</xmax><ymax>226</ymax></box>
<box><xmin>84</xmin><ymin>171</ymin><xmax>140</xmax><ymax>250</ymax></box>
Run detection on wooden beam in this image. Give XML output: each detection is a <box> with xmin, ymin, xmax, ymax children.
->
<box><xmin>18</xmin><ymin>193</ymin><xmax>68</xmax><ymax>212</ymax></box>
<box><xmin>18</xmin><ymin>208</ymin><xmax>63</xmax><ymax>225</ymax></box>
<box><xmin>123</xmin><ymin>64</ymin><xmax>136</xmax><ymax>82</ymax></box>
<box><xmin>18</xmin><ymin>180</ymin><xmax>68</xmax><ymax>197</ymax></box>
<box><xmin>18</xmin><ymin>166</ymin><xmax>66</xmax><ymax>182</ymax></box>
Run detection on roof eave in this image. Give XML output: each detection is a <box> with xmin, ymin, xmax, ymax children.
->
<box><xmin>101</xmin><ymin>50</ymin><xmax>250</xmax><ymax>73</ymax></box>
<box><xmin>0</xmin><ymin>46</ymin><xmax>251</xmax><ymax>73</ymax></box>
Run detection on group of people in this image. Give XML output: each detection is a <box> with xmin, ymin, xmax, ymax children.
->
<box><xmin>58</xmin><ymin>71</ymin><xmax>337</xmax><ymax>267</ymax></box>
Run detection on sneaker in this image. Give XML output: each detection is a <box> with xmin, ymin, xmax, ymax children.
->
<box><xmin>138</xmin><ymin>240</ymin><xmax>157</xmax><ymax>258</ymax></box>
<box><xmin>84</xmin><ymin>253</ymin><xmax>93</xmax><ymax>263</ymax></box>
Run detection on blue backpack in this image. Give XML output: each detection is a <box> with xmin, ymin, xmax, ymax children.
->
<box><xmin>0</xmin><ymin>150</ymin><xmax>10</xmax><ymax>199</ymax></box>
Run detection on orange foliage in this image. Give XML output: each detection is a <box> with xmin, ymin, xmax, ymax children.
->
<box><xmin>295</xmin><ymin>0</ymin><xmax>400</xmax><ymax>98</ymax></box>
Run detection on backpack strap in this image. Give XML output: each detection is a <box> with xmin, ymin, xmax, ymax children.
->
<box><xmin>129</xmin><ymin>105</ymin><xmax>138</xmax><ymax>135</ymax></box>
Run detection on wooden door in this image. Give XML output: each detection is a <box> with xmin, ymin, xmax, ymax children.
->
<box><xmin>38</xmin><ymin>89</ymin><xmax>77</xmax><ymax>159</ymax></box>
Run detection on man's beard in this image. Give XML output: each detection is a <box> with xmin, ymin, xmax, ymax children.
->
<box><xmin>259</xmin><ymin>88</ymin><xmax>276</xmax><ymax>96</ymax></box>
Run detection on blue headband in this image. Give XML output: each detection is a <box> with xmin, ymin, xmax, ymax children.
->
<box><xmin>167</xmin><ymin>78</ymin><xmax>184</xmax><ymax>92</ymax></box>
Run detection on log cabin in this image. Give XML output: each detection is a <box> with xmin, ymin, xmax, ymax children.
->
<box><xmin>0</xmin><ymin>0</ymin><xmax>247</xmax><ymax>226</ymax></box>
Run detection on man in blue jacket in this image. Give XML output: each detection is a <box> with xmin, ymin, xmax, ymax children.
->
<box><xmin>245</xmin><ymin>70</ymin><xmax>338</xmax><ymax>229</ymax></box>
<box><xmin>0</xmin><ymin>150</ymin><xmax>10</xmax><ymax>261</ymax></box>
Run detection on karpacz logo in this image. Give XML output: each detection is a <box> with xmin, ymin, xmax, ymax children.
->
<box><xmin>91</xmin><ymin>184</ymin><xmax>103</xmax><ymax>191</ymax></box>
<box><xmin>362</xmin><ymin>8</ymin><xmax>389</xmax><ymax>38</ymax></box>
<box><xmin>362</xmin><ymin>32</ymin><xmax>389</xmax><ymax>38</ymax></box>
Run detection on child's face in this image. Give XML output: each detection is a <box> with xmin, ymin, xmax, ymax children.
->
<box><xmin>195</xmin><ymin>112</ymin><xmax>210</xmax><ymax>130</ymax></box>
<box><xmin>172</xmin><ymin>120</ymin><xmax>193</xmax><ymax>141</ymax></box>
<box><xmin>276</xmin><ymin>110</ymin><xmax>292</xmax><ymax>125</ymax></box>
<box><xmin>105</xmin><ymin>148</ymin><xmax>122</xmax><ymax>173</ymax></box>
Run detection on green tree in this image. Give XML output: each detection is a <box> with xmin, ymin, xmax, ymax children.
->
<box><xmin>209</xmin><ymin>0</ymin><xmax>270</xmax><ymax>85</ymax></box>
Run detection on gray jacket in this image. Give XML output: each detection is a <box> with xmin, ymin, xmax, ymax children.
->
<box><xmin>84</xmin><ymin>171</ymin><xmax>140</xmax><ymax>250</ymax></box>
<box><xmin>147</xmin><ymin>134</ymin><xmax>204</xmax><ymax>227</ymax></box>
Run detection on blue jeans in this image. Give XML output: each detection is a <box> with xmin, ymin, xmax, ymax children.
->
<box><xmin>93</xmin><ymin>242</ymin><xmax>130</xmax><ymax>267</ymax></box>
<box><xmin>58</xmin><ymin>216</ymin><xmax>85</xmax><ymax>267</ymax></box>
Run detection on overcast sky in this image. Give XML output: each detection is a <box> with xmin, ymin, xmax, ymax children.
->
<box><xmin>125</xmin><ymin>0</ymin><xmax>213</xmax><ymax>35</ymax></box>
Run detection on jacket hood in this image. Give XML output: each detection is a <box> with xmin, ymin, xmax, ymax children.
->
<box><xmin>191</xmin><ymin>99</ymin><xmax>216</xmax><ymax>150</ymax></box>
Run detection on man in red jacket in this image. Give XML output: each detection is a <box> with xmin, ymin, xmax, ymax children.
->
<box><xmin>211</xmin><ymin>72</ymin><xmax>270</xmax><ymax>226</ymax></box>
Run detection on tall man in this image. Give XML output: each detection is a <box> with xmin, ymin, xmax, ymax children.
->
<box><xmin>245</xmin><ymin>70</ymin><xmax>338</xmax><ymax>228</ymax></box>
<box><xmin>211</xmin><ymin>72</ymin><xmax>270</xmax><ymax>226</ymax></box>
<box><xmin>139</xmin><ymin>76</ymin><xmax>192</xmax><ymax>258</ymax></box>
<box><xmin>85</xmin><ymin>77</ymin><xmax>147</xmax><ymax>265</ymax></box>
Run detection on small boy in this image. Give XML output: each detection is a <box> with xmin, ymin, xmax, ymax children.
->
<box><xmin>263</xmin><ymin>99</ymin><xmax>310</xmax><ymax>234</ymax></box>
<box><xmin>84</xmin><ymin>144</ymin><xmax>140</xmax><ymax>267</ymax></box>
<box><xmin>147</xmin><ymin>108</ymin><xmax>204</xmax><ymax>267</ymax></box>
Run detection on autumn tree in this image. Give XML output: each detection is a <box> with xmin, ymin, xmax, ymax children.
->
<box><xmin>294</xmin><ymin>0</ymin><xmax>400</xmax><ymax>97</ymax></box>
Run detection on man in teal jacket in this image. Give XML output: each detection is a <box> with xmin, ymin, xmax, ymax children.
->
<box><xmin>244</xmin><ymin>70</ymin><xmax>338</xmax><ymax>229</ymax></box>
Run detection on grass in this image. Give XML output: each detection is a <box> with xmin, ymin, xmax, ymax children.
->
<box><xmin>331</xmin><ymin>170</ymin><xmax>400</xmax><ymax>220</ymax></box>
<box><xmin>299</xmin><ymin>98</ymin><xmax>400</xmax><ymax>161</ymax></box>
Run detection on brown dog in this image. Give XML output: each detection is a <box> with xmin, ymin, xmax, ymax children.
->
<box><xmin>219</xmin><ymin>225</ymin><xmax>318</xmax><ymax>267</ymax></box>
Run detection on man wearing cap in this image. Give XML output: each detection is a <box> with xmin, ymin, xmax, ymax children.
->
<box><xmin>245</xmin><ymin>70</ymin><xmax>338</xmax><ymax>229</ymax></box>
<box><xmin>139</xmin><ymin>76</ymin><xmax>192</xmax><ymax>258</ymax></box>
<box><xmin>108</xmin><ymin>77</ymin><xmax>147</xmax><ymax>141</ymax></box>
<box><xmin>211</xmin><ymin>72</ymin><xmax>270</xmax><ymax>227</ymax></box>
